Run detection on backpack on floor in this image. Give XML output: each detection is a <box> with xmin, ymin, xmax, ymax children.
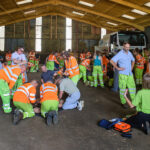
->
<box><xmin>114</xmin><ymin>122</ymin><xmax>131</xmax><ymax>133</ymax></box>
<box><xmin>114</xmin><ymin>122</ymin><xmax>132</xmax><ymax>138</ymax></box>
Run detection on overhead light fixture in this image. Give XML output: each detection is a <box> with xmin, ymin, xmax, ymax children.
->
<box><xmin>144</xmin><ymin>2</ymin><xmax>150</xmax><ymax>7</ymax></box>
<box><xmin>122</xmin><ymin>14</ymin><xmax>135</xmax><ymax>20</ymax></box>
<box><xmin>131</xmin><ymin>9</ymin><xmax>147</xmax><ymax>15</ymax></box>
<box><xmin>17</xmin><ymin>0</ymin><xmax>32</xmax><ymax>5</ymax></box>
<box><xmin>72</xmin><ymin>11</ymin><xmax>84</xmax><ymax>16</ymax></box>
<box><xmin>24</xmin><ymin>10</ymin><xmax>35</xmax><ymax>15</ymax></box>
<box><xmin>107</xmin><ymin>22</ymin><xmax>118</xmax><ymax>26</ymax></box>
<box><xmin>79</xmin><ymin>1</ymin><xmax>94</xmax><ymax>7</ymax></box>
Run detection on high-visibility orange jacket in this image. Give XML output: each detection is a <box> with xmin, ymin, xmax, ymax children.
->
<box><xmin>28</xmin><ymin>62</ymin><xmax>34</xmax><ymax>67</ymax></box>
<box><xmin>86</xmin><ymin>52</ymin><xmax>91</xmax><ymax>58</ymax></box>
<box><xmin>102</xmin><ymin>56</ymin><xmax>109</xmax><ymax>73</ymax></box>
<box><xmin>40</xmin><ymin>82</ymin><xmax>58</xmax><ymax>103</ymax></box>
<box><xmin>29</xmin><ymin>52</ymin><xmax>35</xmax><ymax>60</ymax></box>
<box><xmin>81</xmin><ymin>59</ymin><xmax>90</xmax><ymax>68</ymax></box>
<box><xmin>57</xmin><ymin>68</ymin><xmax>64</xmax><ymax>76</ymax></box>
<box><xmin>48</xmin><ymin>54</ymin><xmax>59</xmax><ymax>64</ymax></box>
<box><xmin>65</xmin><ymin>56</ymin><xmax>80</xmax><ymax>78</ymax></box>
<box><xmin>5</xmin><ymin>53</ymin><xmax>12</xmax><ymax>61</ymax></box>
<box><xmin>80</xmin><ymin>53</ymin><xmax>86</xmax><ymax>61</ymax></box>
<box><xmin>13</xmin><ymin>83</ymin><xmax>36</xmax><ymax>104</ymax></box>
<box><xmin>0</xmin><ymin>65</ymin><xmax>21</xmax><ymax>89</ymax></box>
<box><xmin>136</xmin><ymin>54</ymin><xmax>146</xmax><ymax>70</ymax></box>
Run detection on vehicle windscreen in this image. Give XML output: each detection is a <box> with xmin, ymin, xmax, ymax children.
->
<box><xmin>119</xmin><ymin>32</ymin><xmax>145</xmax><ymax>46</ymax></box>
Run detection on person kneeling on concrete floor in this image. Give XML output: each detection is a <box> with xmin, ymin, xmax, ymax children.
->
<box><xmin>40</xmin><ymin>81</ymin><xmax>59</xmax><ymax>126</ymax></box>
<box><xmin>54</xmin><ymin>75</ymin><xmax>84</xmax><ymax>111</ymax></box>
<box><xmin>13</xmin><ymin>80</ymin><xmax>39</xmax><ymax>125</ymax></box>
<box><xmin>0</xmin><ymin>65</ymin><xmax>26</xmax><ymax>113</ymax></box>
<box><xmin>124</xmin><ymin>73</ymin><xmax>150</xmax><ymax>135</ymax></box>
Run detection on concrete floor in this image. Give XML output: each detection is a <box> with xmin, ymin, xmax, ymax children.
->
<box><xmin>0</xmin><ymin>72</ymin><xmax>150</xmax><ymax>150</ymax></box>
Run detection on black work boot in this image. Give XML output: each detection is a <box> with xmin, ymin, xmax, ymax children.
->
<box><xmin>52</xmin><ymin>111</ymin><xmax>58</xmax><ymax>125</ymax></box>
<box><xmin>46</xmin><ymin>112</ymin><xmax>53</xmax><ymax>126</ymax></box>
<box><xmin>145</xmin><ymin>121</ymin><xmax>150</xmax><ymax>135</ymax></box>
<box><xmin>13</xmin><ymin>109</ymin><xmax>23</xmax><ymax>125</ymax></box>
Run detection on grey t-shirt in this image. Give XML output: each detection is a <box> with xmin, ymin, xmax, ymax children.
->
<box><xmin>60</xmin><ymin>78</ymin><xmax>79</xmax><ymax>95</ymax></box>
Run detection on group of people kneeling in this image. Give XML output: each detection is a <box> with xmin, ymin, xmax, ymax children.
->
<box><xmin>0</xmin><ymin>63</ymin><xmax>83</xmax><ymax>126</ymax></box>
<box><xmin>13</xmin><ymin>74</ymin><xmax>84</xmax><ymax>126</ymax></box>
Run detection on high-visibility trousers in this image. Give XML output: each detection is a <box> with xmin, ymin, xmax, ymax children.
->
<box><xmin>119</xmin><ymin>74</ymin><xmax>136</xmax><ymax>104</ymax></box>
<box><xmin>13</xmin><ymin>101</ymin><xmax>35</xmax><ymax>119</ymax></box>
<box><xmin>41</xmin><ymin>100</ymin><xmax>59</xmax><ymax>118</ymax></box>
<box><xmin>135</xmin><ymin>68</ymin><xmax>143</xmax><ymax>85</ymax></box>
<box><xmin>0</xmin><ymin>79</ymin><xmax>12</xmax><ymax>113</ymax></box>
<box><xmin>70</xmin><ymin>75</ymin><xmax>80</xmax><ymax>85</ymax></box>
<box><xmin>92</xmin><ymin>66</ymin><xmax>104</xmax><ymax>87</ymax></box>
<box><xmin>59</xmin><ymin>60</ymin><xmax>64</xmax><ymax>68</ymax></box>
<box><xmin>108</xmin><ymin>78</ymin><xmax>114</xmax><ymax>87</ymax></box>
<box><xmin>11</xmin><ymin>74</ymin><xmax>23</xmax><ymax>98</ymax></box>
<box><xmin>87</xmin><ymin>76</ymin><xmax>94</xmax><ymax>87</ymax></box>
<box><xmin>29</xmin><ymin>60</ymin><xmax>36</xmax><ymax>72</ymax></box>
<box><xmin>7</xmin><ymin>61</ymin><xmax>11</xmax><ymax>66</ymax></box>
<box><xmin>79</xmin><ymin>65</ymin><xmax>87</xmax><ymax>83</ymax></box>
<box><xmin>35</xmin><ymin>60</ymin><xmax>39</xmax><ymax>71</ymax></box>
<box><xmin>46</xmin><ymin>61</ymin><xmax>54</xmax><ymax>71</ymax></box>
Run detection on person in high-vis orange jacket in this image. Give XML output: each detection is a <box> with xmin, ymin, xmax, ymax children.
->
<box><xmin>5</xmin><ymin>51</ymin><xmax>12</xmax><ymax>66</ymax></box>
<box><xmin>79</xmin><ymin>56</ymin><xmax>91</xmax><ymax>83</ymax></box>
<box><xmin>86</xmin><ymin>51</ymin><xmax>92</xmax><ymax>58</ymax></box>
<box><xmin>28</xmin><ymin>50</ymin><xmax>36</xmax><ymax>72</ymax></box>
<box><xmin>63</xmin><ymin>52</ymin><xmax>80</xmax><ymax>85</ymax></box>
<box><xmin>46</xmin><ymin>53</ymin><xmax>59</xmax><ymax>71</ymax></box>
<box><xmin>0</xmin><ymin>65</ymin><xmax>26</xmax><ymax>113</ymax></box>
<box><xmin>80</xmin><ymin>51</ymin><xmax>86</xmax><ymax>62</ymax></box>
<box><xmin>40</xmin><ymin>81</ymin><xmax>59</xmax><ymax>125</ymax></box>
<box><xmin>102</xmin><ymin>54</ymin><xmax>109</xmax><ymax>75</ymax></box>
<box><xmin>13</xmin><ymin>80</ymin><xmax>38</xmax><ymax>125</ymax></box>
<box><xmin>11</xmin><ymin>72</ymin><xmax>26</xmax><ymax>98</ymax></box>
<box><xmin>133</xmin><ymin>49</ymin><xmax>146</xmax><ymax>85</ymax></box>
<box><xmin>146</xmin><ymin>58</ymin><xmax>150</xmax><ymax>74</ymax></box>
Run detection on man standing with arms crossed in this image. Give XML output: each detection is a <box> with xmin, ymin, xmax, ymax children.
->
<box><xmin>110</xmin><ymin>42</ymin><xmax>136</xmax><ymax>108</ymax></box>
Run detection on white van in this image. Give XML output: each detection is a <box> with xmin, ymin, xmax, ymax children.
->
<box><xmin>95</xmin><ymin>31</ymin><xmax>147</xmax><ymax>52</ymax></box>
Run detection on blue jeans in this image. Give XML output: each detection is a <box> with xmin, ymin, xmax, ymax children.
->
<box><xmin>112</xmin><ymin>69</ymin><xmax>119</xmax><ymax>92</ymax></box>
<box><xmin>63</xmin><ymin>91</ymin><xmax>80</xmax><ymax>110</ymax></box>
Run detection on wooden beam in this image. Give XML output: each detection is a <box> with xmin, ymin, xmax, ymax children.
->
<box><xmin>14</xmin><ymin>24</ymin><xmax>15</xmax><ymax>38</ymax></box>
<box><xmin>0</xmin><ymin>0</ymin><xmax>55</xmax><ymax>16</ymax></box>
<box><xmin>56</xmin><ymin>15</ymin><xmax>57</xmax><ymax>39</ymax></box>
<box><xmin>110</xmin><ymin>0</ymin><xmax>150</xmax><ymax>14</ymax></box>
<box><xmin>0</xmin><ymin>0</ymin><xmax>144</xmax><ymax>30</ymax></box>
<box><xmin>0</xmin><ymin>10</ymin><xmax>116</xmax><ymax>31</ymax></box>
<box><xmin>57</xmin><ymin>1</ymin><xmax>144</xmax><ymax>31</ymax></box>
<box><xmin>0</xmin><ymin>4</ymin><xmax>15</xmax><ymax>21</ymax></box>
<box><xmin>57</xmin><ymin>13</ymin><xmax>117</xmax><ymax>31</ymax></box>
<box><xmin>0</xmin><ymin>12</ymin><xmax>57</xmax><ymax>26</ymax></box>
